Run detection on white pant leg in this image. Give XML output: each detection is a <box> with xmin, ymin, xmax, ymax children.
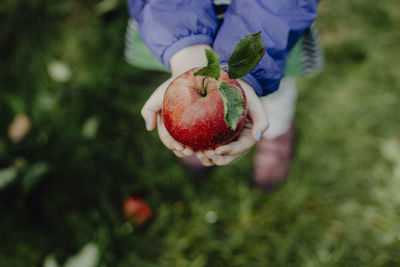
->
<box><xmin>260</xmin><ymin>77</ymin><xmax>297</xmax><ymax>139</ymax></box>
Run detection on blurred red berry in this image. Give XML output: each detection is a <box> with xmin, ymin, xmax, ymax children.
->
<box><xmin>123</xmin><ymin>197</ymin><xmax>152</xmax><ymax>225</ymax></box>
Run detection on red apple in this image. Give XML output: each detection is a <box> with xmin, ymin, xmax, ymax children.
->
<box><xmin>123</xmin><ymin>197</ymin><xmax>152</xmax><ymax>225</ymax></box>
<box><xmin>162</xmin><ymin>68</ymin><xmax>248</xmax><ymax>151</ymax></box>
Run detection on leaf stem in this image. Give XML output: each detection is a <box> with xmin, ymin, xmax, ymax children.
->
<box><xmin>200</xmin><ymin>77</ymin><xmax>207</xmax><ymax>96</ymax></box>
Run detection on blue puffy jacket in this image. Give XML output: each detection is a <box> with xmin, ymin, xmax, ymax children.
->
<box><xmin>128</xmin><ymin>0</ymin><xmax>318</xmax><ymax>96</ymax></box>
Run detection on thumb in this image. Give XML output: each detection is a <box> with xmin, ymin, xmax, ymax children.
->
<box><xmin>141</xmin><ymin>78</ymin><xmax>173</xmax><ymax>131</ymax></box>
<box><xmin>238</xmin><ymin>79</ymin><xmax>269</xmax><ymax>142</ymax></box>
<box><xmin>141</xmin><ymin>98</ymin><xmax>160</xmax><ymax>131</ymax></box>
<box><xmin>247</xmin><ymin>98</ymin><xmax>269</xmax><ymax>142</ymax></box>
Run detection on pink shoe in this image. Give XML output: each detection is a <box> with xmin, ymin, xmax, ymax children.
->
<box><xmin>253</xmin><ymin>125</ymin><xmax>295</xmax><ymax>193</ymax></box>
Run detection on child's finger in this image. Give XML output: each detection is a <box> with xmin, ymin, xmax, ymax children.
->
<box><xmin>214</xmin><ymin>128</ymin><xmax>255</xmax><ymax>156</ymax></box>
<box><xmin>141</xmin><ymin>98</ymin><xmax>161</xmax><ymax>131</ymax></box>
<box><xmin>247</xmin><ymin>102</ymin><xmax>269</xmax><ymax>142</ymax></box>
<box><xmin>182</xmin><ymin>148</ymin><xmax>194</xmax><ymax>157</ymax></box>
<box><xmin>141</xmin><ymin>105</ymin><xmax>158</xmax><ymax>131</ymax></box>
<box><xmin>202</xmin><ymin>149</ymin><xmax>240</xmax><ymax>165</ymax></box>
<box><xmin>157</xmin><ymin>114</ymin><xmax>184</xmax><ymax>152</ymax></box>
<box><xmin>237</xmin><ymin>79</ymin><xmax>269</xmax><ymax>141</ymax></box>
<box><xmin>196</xmin><ymin>152</ymin><xmax>215</xmax><ymax>166</ymax></box>
<box><xmin>204</xmin><ymin>150</ymin><xmax>217</xmax><ymax>161</ymax></box>
<box><xmin>141</xmin><ymin>78</ymin><xmax>173</xmax><ymax>131</ymax></box>
<box><xmin>173</xmin><ymin>150</ymin><xmax>185</xmax><ymax>158</ymax></box>
<box><xmin>215</xmin><ymin>154</ymin><xmax>239</xmax><ymax>166</ymax></box>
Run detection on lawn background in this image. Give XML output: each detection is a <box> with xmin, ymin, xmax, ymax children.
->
<box><xmin>1</xmin><ymin>0</ymin><xmax>400</xmax><ymax>266</ymax></box>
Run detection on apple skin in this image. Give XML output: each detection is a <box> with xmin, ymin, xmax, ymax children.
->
<box><xmin>162</xmin><ymin>68</ymin><xmax>248</xmax><ymax>151</ymax></box>
<box><xmin>123</xmin><ymin>197</ymin><xmax>152</xmax><ymax>225</ymax></box>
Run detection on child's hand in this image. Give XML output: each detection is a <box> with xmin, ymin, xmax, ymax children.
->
<box><xmin>141</xmin><ymin>77</ymin><xmax>195</xmax><ymax>158</ymax></box>
<box><xmin>141</xmin><ymin>45</ymin><xmax>269</xmax><ymax>164</ymax></box>
<box><xmin>140</xmin><ymin>44</ymin><xmax>212</xmax><ymax>158</ymax></box>
<box><xmin>195</xmin><ymin>79</ymin><xmax>269</xmax><ymax>166</ymax></box>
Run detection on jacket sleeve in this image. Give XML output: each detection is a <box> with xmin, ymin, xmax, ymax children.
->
<box><xmin>127</xmin><ymin>0</ymin><xmax>218</xmax><ymax>70</ymax></box>
<box><xmin>213</xmin><ymin>0</ymin><xmax>319</xmax><ymax>96</ymax></box>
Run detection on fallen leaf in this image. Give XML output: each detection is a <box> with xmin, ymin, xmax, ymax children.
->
<box><xmin>47</xmin><ymin>60</ymin><xmax>72</xmax><ymax>82</ymax></box>
<box><xmin>8</xmin><ymin>113</ymin><xmax>31</xmax><ymax>143</ymax></box>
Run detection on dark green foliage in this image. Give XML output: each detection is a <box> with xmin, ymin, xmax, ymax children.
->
<box><xmin>1</xmin><ymin>0</ymin><xmax>400</xmax><ymax>266</ymax></box>
<box><xmin>228</xmin><ymin>32</ymin><xmax>265</xmax><ymax>79</ymax></box>
<box><xmin>218</xmin><ymin>82</ymin><xmax>245</xmax><ymax>130</ymax></box>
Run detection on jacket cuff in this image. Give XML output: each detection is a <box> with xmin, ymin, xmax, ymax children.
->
<box><xmin>162</xmin><ymin>35</ymin><xmax>214</xmax><ymax>71</ymax></box>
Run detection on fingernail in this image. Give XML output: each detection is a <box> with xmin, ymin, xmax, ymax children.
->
<box><xmin>256</xmin><ymin>130</ymin><xmax>262</xmax><ymax>142</ymax></box>
<box><xmin>210</xmin><ymin>153</ymin><xmax>217</xmax><ymax>159</ymax></box>
<box><xmin>197</xmin><ymin>155</ymin><xmax>204</xmax><ymax>161</ymax></box>
<box><xmin>145</xmin><ymin>120</ymin><xmax>149</xmax><ymax>130</ymax></box>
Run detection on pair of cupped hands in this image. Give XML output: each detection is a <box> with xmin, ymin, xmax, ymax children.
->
<box><xmin>141</xmin><ymin>44</ymin><xmax>269</xmax><ymax>166</ymax></box>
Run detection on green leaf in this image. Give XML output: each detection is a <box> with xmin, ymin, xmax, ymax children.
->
<box><xmin>43</xmin><ymin>254</ymin><xmax>59</xmax><ymax>267</ymax></box>
<box><xmin>228</xmin><ymin>32</ymin><xmax>265</xmax><ymax>79</ymax></box>
<box><xmin>22</xmin><ymin>162</ymin><xmax>49</xmax><ymax>194</ymax></box>
<box><xmin>194</xmin><ymin>49</ymin><xmax>220</xmax><ymax>80</ymax></box>
<box><xmin>82</xmin><ymin>116</ymin><xmax>100</xmax><ymax>139</ymax></box>
<box><xmin>0</xmin><ymin>167</ymin><xmax>18</xmax><ymax>190</ymax></box>
<box><xmin>218</xmin><ymin>82</ymin><xmax>245</xmax><ymax>130</ymax></box>
<box><xmin>64</xmin><ymin>243</ymin><xmax>99</xmax><ymax>267</ymax></box>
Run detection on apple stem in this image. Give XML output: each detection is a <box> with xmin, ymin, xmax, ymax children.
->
<box><xmin>200</xmin><ymin>77</ymin><xmax>207</xmax><ymax>96</ymax></box>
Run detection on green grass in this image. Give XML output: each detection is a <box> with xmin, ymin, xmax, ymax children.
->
<box><xmin>1</xmin><ymin>0</ymin><xmax>400</xmax><ymax>266</ymax></box>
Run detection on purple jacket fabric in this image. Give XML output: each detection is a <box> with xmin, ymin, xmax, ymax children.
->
<box><xmin>128</xmin><ymin>0</ymin><xmax>318</xmax><ymax>96</ymax></box>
